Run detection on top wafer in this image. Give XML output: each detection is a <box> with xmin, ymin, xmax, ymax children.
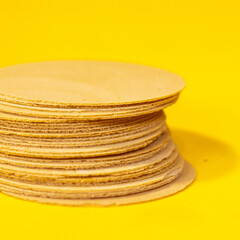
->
<box><xmin>0</xmin><ymin>61</ymin><xmax>185</xmax><ymax>107</ymax></box>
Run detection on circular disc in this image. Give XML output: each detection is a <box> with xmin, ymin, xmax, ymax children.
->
<box><xmin>0</xmin><ymin>61</ymin><xmax>185</xmax><ymax>106</ymax></box>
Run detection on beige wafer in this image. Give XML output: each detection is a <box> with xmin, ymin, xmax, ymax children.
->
<box><xmin>0</xmin><ymin>131</ymin><xmax>171</xmax><ymax>169</ymax></box>
<box><xmin>0</xmin><ymin>160</ymin><xmax>195</xmax><ymax>206</ymax></box>
<box><xmin>0</xmin><ymin>61</ymin><xmax>185</xmax><ymax>106</ymax></box>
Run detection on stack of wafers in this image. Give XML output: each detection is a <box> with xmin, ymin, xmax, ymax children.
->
<box><xmin>0</xmin><ymin>61</ymin><xmax>195</xmax><ymax>206</ymax></box>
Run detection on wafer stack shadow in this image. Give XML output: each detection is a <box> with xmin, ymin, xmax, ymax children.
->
<box><xmin>0</xmin><ymin>61</ymin><xmax>195</xmax><ymax>206</ymax></box>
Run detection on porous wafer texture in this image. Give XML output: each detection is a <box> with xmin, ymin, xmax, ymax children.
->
<box><xmin>0</xmin><ymin>98</ymin><xmax>177</xmax><ymax>118</ymax></box>
<box><xmin>0</xmin><ymin>111</ymin><xmax>162</xmax><ymax>129</ymax></box>
<box><xmin>0</xmin><ymin>155</ymin><xmax>184</xmax><ymax>196</ymax></box>
<box><xmin>0</xmin><ymin>112</ymin><xmax>166</xmax><ymax>139</ymax></box>
<box><xmin>0</xmin><ymin>160</ymin><xmax>195</xmax><ymax>206</ymax></box>
<box><xmin>0</xmin><ymin>139</ymin><xmax>177</xmax><ymax>178</ymax></box>
<box><xmin>0</xmin><ymin>94</ymin><xmax>178</xmax><ymax>113</ymax></box>
<box><xmin>0</xmin><ymin>131</ymin><xmax>171</xmax><ymax>170</ymax></box>
<box><xmin>0</xmin><ymin>125</ymin><xmax>166</xmax><ymax>158</ymax></box>
<box><xmin>0</xmin><ymin>98</ymin><xmax>177</xmax><ymax>121</ymax></box>
<box><xmin>0</xmin><ymin>120</ymin><xmax>165</xmax><ymax>147</ymax></box>
<box><xmin>0</xmin><ymin>149</ymin><xmax>179</xmax><ymax>186</ymax></box>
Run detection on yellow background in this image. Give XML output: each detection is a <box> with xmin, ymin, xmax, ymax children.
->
<box><xmin>0</xmin><ymin>0</ymin><xmax>239</xmax><ymax>239</ymax></box>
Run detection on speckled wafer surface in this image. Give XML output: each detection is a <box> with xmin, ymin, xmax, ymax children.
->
<box><xmin>0</xmin><ymin>61</ymin><xmax>185</xmax><ymax>106</ymax></box>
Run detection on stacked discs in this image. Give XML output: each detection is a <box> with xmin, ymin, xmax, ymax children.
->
<box><xmin>0</xmin><ymin>61</ymin><xmax>195</xmax><ymax>206</ymax></box>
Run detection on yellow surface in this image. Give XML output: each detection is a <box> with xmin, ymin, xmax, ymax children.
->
<box><xmin>0</xmin><ymin>0</ymin><xmax>239</xmax><ymax>239</ymax></box>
